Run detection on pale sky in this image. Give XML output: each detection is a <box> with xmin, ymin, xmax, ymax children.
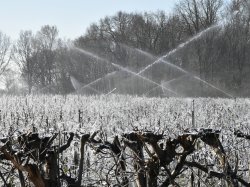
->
<box><xmin>0</xmin><ymin>0</ymin><xmax>179</xmax><ymax>40</ymax></box>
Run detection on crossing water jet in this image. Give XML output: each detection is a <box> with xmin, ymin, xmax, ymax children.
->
<box><xmin>192</xmin><ymin>76</ymin><xmax>233</xmax><ymax>98</ymax></box>
<box><xmin>140</xmin><ymin>48</ymin><xmax>233</xmax><ymax>97</ymax></box>
<box><xmin>111</xmin><ymin>62</ymin><xmax>180</xmax><ymax>96</ymax></box>
<box><xmin>73</xmin><ymin>47</ymin><xmax>179</xmax><ymax>96</ymax></box>
<box><xmin>143</xmin><ymin>75</ymin><xmax>189</xmax><ymax>96</ymax></box>
<box><xmin>137</xmin><ymin>24</ymin><xmax>220</xmax><ymax>75</ymax></box>
<box><xmin>134</xmin><ymin>48</ymin><xmax>188</xmax><ymax>74</ymax></box>
<box><xmin>120</xmin><ymin>31</ymin><xmax>234</xmax><ymax>98</ymax></box>
<box><xmin>70</xmin><ymin>75</ymin><xmax>102</xmax><ymax>94</ymax></box>
<box><xmin>119</xmin><ymin>43</ymin><xmax>155</xmax><ymax>60</ymax></box>
<box><xmin>75</xmin><ymin>71</ymin><xmax>118</xmax><ymax>93</ymax></box>
<box><xmin>106</xmin><ymin>88</ymin><xmax>117</xmax><ymax>95</ymax></box>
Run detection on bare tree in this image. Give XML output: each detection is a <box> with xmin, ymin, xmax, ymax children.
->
<box><xmin>36</xmin><ymin>25</ymin><xmax>58</xmax><ymax>50</ymax></box>
<box><xmin>34</xmin><ymin>25</ymin><xmax>59</xmax><ymax>88</ymax></box>
<box><xmin>0</xmin><ymin>31</ymin><xmax>12</xmax><ymax>76</ymax></box>
<box><xmin>175</xmin><ymin>0</ymin><xmax>222</xmax><ymax>34</ymax></box>
<box><xmin>14</xmin><ymin>30</ymin><xmax>36</xmax><ymax>94</ymax></box>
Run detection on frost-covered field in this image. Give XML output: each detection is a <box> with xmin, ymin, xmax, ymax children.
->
<box><xmin>0</xmin><ymin>95</ymin><xmax>249</xmax><ymax>136</ymax></box>
<box><xmin>1</xmin><ymin>95</ymin><xmax>250</xmax><ymax>186</ymax></box>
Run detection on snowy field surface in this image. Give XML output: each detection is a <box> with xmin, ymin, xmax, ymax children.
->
<box><xmin>0</xmin><ymin>95</ymin><xmax>249</xmax><ymax>136</ymax></box>
<box><xmin>0</xmin><ymin>95</ymin><xmax>250</xmax><ymax>186</ymax></box>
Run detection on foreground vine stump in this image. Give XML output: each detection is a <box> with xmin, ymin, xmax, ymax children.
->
<box><xmin>0</xmin><ymin>128</ymin><xmax>249</xmax><ymax>186</ymax></box>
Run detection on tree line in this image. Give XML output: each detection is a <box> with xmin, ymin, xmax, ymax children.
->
<box><xmin>1</xmin><ymin>0</ymin><xmax>250</xmax><ymax>96</ymax></box>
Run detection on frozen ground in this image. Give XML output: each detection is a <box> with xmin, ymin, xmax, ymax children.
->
<box><xmin>0</xmin><ymin>95</ymin><xmax>250</xmax><ymax>186</ymax></box>
<box><xmin>0</xmin><ymin>95</ymin><xmax>249</xmax><ymax>136</ymax></box>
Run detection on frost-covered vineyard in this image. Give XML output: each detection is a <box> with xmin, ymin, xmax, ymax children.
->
<box><xmin>0</xmin><ymin>95</ymin><xmax>250</xmax><ymax>186</ymax></box>
<box><xmin>1</xmin><ymin>95</ymin><xmax>249</xmax><ymax>135</ymax></box>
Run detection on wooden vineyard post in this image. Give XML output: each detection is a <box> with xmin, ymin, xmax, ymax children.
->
<box><xmin>58</xmin><ymin>130</ymin><xmax>61</xmax><ymax>186</ymax></box>
<box><xmin>192</xmin><ymin>100</ymin><xmax>195</xmax><ymax>128</ymax></box>
<box><xmin>248</xmin><ymin>155</ymin><xmax>250</xmax><ymax>185</ymax></box>
<box><xmin>197</xmin><ymin>169</ymin><xmax>201</xmax><ymax>187</ymax></box>
<box><xmin>78</xmin><ymin>109</ymin><xmax>83</xmax><ymax>128</ymax></box>
<box><xmin>191</xmin><ymin>172</ymin><xmax>194</xmax><ymax>187</ymax></box>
